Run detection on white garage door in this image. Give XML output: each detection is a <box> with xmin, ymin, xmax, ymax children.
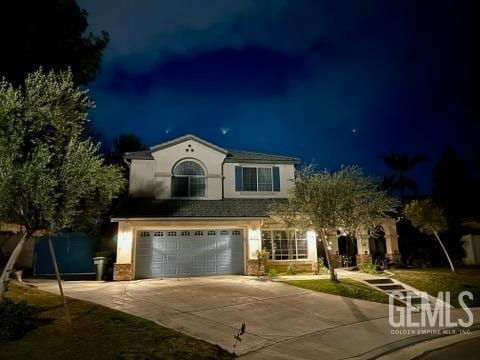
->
<box><xmin>134</xmin><ymin>229</ymin><xmax>244</xmax><ymax>278</ymax></box>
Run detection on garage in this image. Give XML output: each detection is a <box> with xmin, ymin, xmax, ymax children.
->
<box><xmin>134</xmin><ymin>229</ymin><xmax>244</xmax><ymax>278</ymax></box>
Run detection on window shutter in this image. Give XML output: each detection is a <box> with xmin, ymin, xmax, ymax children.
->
<box><xmin>235</xmin><ymin>166</ymin><xmax>243</xmax><ymax>191</ymax></box>
<box><xmin>272</xmin><ymin>166</ymin><xmax>280</xmax><ymax>191</ymax></box>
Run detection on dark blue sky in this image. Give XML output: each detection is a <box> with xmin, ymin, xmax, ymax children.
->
<box><xmin>79</xmin><ymin>0</ymin><xmax>479</xmax><ymax>192</ymax></box>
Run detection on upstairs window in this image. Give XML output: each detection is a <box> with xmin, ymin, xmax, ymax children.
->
<box><xmin>236</xmin><ymin>166</ymin><xmax>278</xmax><ymax>192</ymax></box>
<box><xmin>171</xmin><ymin>161</ymin><xmax>206</xmax><ymax>197</ymax></box>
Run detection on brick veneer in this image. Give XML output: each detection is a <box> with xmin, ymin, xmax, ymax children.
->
<box><xmin>356</xmin><ymin>253</ymin><xmax>373</xmax><ymax>265</ymax></box>
<box><xmin>329</xmin><ymin>254</ymin><xmax>341</xmax><ymax>268</ymax></box>
<box><xmin>113</xmin><ymin>263</ymin><xmax>133</xmax><ymax>281</ymax></box>
<box><xmin>247</xmin><ymin>259</ymin><xmax>315</xmax><ymax>275</ymax></box>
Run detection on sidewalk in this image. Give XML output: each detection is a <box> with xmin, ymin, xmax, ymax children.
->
<box><xmin>240</xmin><ymin>308</ymin><xmax>480</xmax><ymax>359</ymax></box>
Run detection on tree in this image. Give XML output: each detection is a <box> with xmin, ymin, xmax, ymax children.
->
<box><xmin>382</xmin><ymin>153</ymin><xmax>426</xmax><ymax>201</ymax></box>
<box><xmin>0</xmin><ymin>70</ymin><xmax>126</xmax><ymax>300</ymax></box>
<box><xmin>273</xmin><ymin>165</ymin><xmax>397</xmax><ymax>281</ymax></box>
<box><xmin>0</xmin><ymin>0</ymin><xmax>109</xmax><ymax>85</ymax></box>
<box><xmin>106</xmin><ymin>134</ymin><xmax>146</xmax><ymax>172</ymax></box>
<box><xmin>404</xmin><ymin>199</ymin><xmax>455</xmax><ymax>273</ymax></box>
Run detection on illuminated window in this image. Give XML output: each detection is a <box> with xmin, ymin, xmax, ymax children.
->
<box><xmin>207</xmin><ymin>230</ymin><xmax>216</xmax><ymax>236</ymax></box>
<box><xmin>261</xmin><ymin>230</ymin><xmax>307</xmax><ymax>260</ymax></box>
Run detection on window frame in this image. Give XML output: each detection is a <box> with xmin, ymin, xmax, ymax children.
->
<box><xmin>260</xmin><ymin>229</ymin><xmax>308</xmax><ymax>261</ymax></box>
<box><xmin>171</xmin><ymin>160</ymin><xmax>206</xmax><ymax>198</ymax></box>
<box><xmin>241</xmin><ymin>166</ymin><xmax>273</xmax><ymax>192</ymax></box>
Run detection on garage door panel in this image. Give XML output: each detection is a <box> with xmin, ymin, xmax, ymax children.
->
<box><xmin>134</xmin><ymin>229</ymin><xmax>244</xmax><ymax>278</ymax></box>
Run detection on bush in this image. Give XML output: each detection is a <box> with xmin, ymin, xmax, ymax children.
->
<box><xmin>286</xmin><ymin>263</ymin><xmax>297</xmax><ymax>275</ymax></box>
<box><xmin>254</xmin><ymin>249</ymin><xmax>269</xmax><ymax>276</ymax></box>
<box><xmin>0</xmin><ymin>298</ymin><xmax>35</xmax><ymax>340</ymax></box>
<box><xmin>312</xmin><ymin>257</ymin><xmax>329</xmax><ymax>274</ymax></box>
<box><xmin>267</xmin><ymin>268</ymin><xmax>278</xmax><ymax>277</ymax></box>
<box><xmin>358</xmin><ymin>261</ymin><xmax>379</xmax><ymax>274</ymax></box>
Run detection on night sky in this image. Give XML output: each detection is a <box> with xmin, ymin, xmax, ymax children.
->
<box><xmin>79</xmin><ymin>0</ymin><xmax>479</xmax><ymax>192</ymax></box>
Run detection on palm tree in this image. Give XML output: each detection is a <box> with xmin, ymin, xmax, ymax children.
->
<box><xmin>382</xmin><ymin>153</ymin><xmax>426</xmax><ymax>201</ymax></box>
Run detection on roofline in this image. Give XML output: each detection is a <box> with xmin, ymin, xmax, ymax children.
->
<box><xmin>150</xmin><ymin>134</ymin><xmax>228</xmax><ymax>154</ymax></box>
<box><xmin>224</xmin><ymin>159</ymin><xmax>300</xmax><ymax>165</ymax></box>
<box><xmin>111</xmin><ymin>216</ymin><xmax>270</xmax><ymax>222</ymax></box>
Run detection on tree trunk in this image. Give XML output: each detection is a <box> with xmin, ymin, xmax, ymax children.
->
<box><xmin>433</xmin><ymin>231</ymin><xmax>456</xmax><ymax>273</ymax></box>
<box><xmin>319</xmin><ymin>229</ymin><xmax>337</xmax><ymax>282</ymax></box>
<box><xmin>0</xmin><ymin>232</ymin><xmax>29</xmax><ymax>300</ymax></box>
<box><xmin>47</xmin><ymin>237</ymin><xmax>71</xmax><ymax>322</ymax></box>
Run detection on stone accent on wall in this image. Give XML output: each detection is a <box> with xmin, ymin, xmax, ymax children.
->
<box><xmin>329</xmin><ymin>254</ymin><xmax>341</xmax><ymax>268</ymax></box>
<box><xmin>356</xmin><ymin>253</ymin><xmax>373</xmax><ymax>265</ymax></box>
<box><xmin>247</xmin><ymin>259</ymin><xmax>315</xmax><ymax>275</ymax></box>
<box><xmin>387</xmin><ymin>253</ymin><xmax>401</xmax><ymax>264</ymax></box>
<box><xmin>113</xmin><ymin>263</ymin><xmax>133</xmax><ymax>281</ymax></box>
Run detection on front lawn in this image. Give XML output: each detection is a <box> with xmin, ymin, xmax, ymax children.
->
<box><xmin>283</xmin><ymin>278</ymin><xmax>390</xmax><ymax>304</ymax></box>
<box><xmin>1</xmin><ymin>282</ymin><xmax>233</xmax><ymax>360</ymax></box>
<box><xmin>389</xmin><ymin>267</ymin><xmax>480</xmax><ymax>307</ymax></box>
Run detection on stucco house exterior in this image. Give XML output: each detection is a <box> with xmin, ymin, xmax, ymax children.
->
<box><xmin>111</xmin><ymin>134</ymin><xmax>400</xmax><ymax>280</ymax></box>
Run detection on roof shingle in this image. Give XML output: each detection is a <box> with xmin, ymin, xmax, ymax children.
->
<box><xmin>111</xmin><ymin>198</ymin><xmax>287</xmax><ymax>220</ymax></box>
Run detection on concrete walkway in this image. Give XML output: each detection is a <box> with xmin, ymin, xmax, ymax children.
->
<box><xmin>30</xmin><ymin>276</ymin><xmax>480</xmax><ymax>359</ymax></box>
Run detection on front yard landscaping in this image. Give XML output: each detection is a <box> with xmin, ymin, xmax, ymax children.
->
<box><xmin>1</xmin><ymin>282</ymin><xmax>233</xmax><ymax>360</ymax></box>
<box><xmin>283</xmin><ymin>278</ymin><xmax>390</xmax><ymax>304</ymax></box>
<box><xmin>389</xmin><ymin>267</ymin><xmax>480</xmax><ymax>307</ymax></box>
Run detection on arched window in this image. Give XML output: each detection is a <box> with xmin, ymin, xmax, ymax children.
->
<box><xmin>171</xmin><ymin>161</ymin><xmax>206</xmax><ymax>197</ymax></box>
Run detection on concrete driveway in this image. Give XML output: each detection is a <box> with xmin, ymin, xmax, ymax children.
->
<box><xmin>31</xmin><ymin>276</ymin><xmax>480</xmax><ymax>359</ymax></box>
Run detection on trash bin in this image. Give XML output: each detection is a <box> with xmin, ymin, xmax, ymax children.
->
<box><xmin>93</xmin><ymin>256</ymin><xmax>109</xmax><ymax>281</ymax></box>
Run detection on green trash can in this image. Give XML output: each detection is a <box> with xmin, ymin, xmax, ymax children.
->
<box><xmin>93</xmin><ymin>256</ymin><xmax>109</xmax><ymax>281</ymax></box>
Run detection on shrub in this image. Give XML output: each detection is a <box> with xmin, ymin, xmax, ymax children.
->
<box><xmin>254</xmin><ymin>249</ymin><xmax>269</xmax><ymax>276</ymax></box>
<box><xmin>358</xmin><ymin>261</ymin><xmax>379</xmax><ymax>274</ymax></box>
<box><xmin>286</xmin><ymin>263</ymin><xmax>297</xmax><ymax>275</ymax></box>
<box><xmin>312</xmin><ymin>257</ymin><xmax>329</xmax><ymax>274</ymax></box>
<box><xmin>267</xmin><ymin>268</ymin><xmax>278</xmax><ymax>277</ymax></box>
<box><xmin>0</xmin><ymin>298</ymin><xmax>35</xmax><ymax>340</ymax></box>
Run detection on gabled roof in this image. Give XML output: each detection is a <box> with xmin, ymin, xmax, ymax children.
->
<box><xmin>124</xmin><ymin>134</ymin><xmax>300</xmax><ymax>164</ymax></box>
<box><xmin>111</xmin><ymin>198</ymin><xmax>287</xmax><ymax>220</ymax></box>
<box><xmin>150</xmin><ymin>134</ymin><xmax>228</xmax><ymax>154</ymax></box>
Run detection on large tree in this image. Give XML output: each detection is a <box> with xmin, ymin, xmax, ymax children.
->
<box><xmin>0</xmin><ymin>70</ymin><xmax>126</xmax><ymax>300</ymax></box>
<box><xmin>106</xmin><ymin>134</ymin><xmax>147</xmax><ymax>173</ymax></box>
<box><xmin>404</xmin><ymin>199</ymin><xmax>454</xmax><ymax>273</ymax></box>
<box><xmin>273</xmin><ymin>166</ymin><xmax>397</xmax><ymax>281</ymax></box>
<box><xmin>0</xmin><ymin>0</ymin><xmax>108</xmax><ymax>85</ymax></box>
<box><xmin>381</xmin><ymin>153</ymin><xmax>426</xmax><ymax>201</ymax></box>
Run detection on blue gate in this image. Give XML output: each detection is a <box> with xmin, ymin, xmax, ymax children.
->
<box><xmin>33</xmin><ymin>233</ymin><xmax>95</xmax><ymax>275</ymax></box>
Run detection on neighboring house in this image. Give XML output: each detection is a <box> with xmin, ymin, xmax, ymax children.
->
<box><xmin>111</xmin><ymin>134</ymin><xmax>400</xmax><ymax>280</ymax></box>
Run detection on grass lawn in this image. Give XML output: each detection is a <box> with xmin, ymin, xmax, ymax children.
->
<box><xmin>389</xmin><ymin>267</ymin><xmax>480</xmax><ymax>308</ymax></box>
<box><xmin>1</xmin><ymin>282</ymin><xmax>233</xmax><ymax>360</ymax></box>
<box><xmin>283</xmin><ymin>278</ymin><xmax>390</xmax><ymax>304</ymax></box>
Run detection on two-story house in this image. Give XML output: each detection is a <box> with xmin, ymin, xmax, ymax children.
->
<box><xmin>111</xmin><ymin>134</ymin><xmax>400</xmax><ymax>280</ymax></box>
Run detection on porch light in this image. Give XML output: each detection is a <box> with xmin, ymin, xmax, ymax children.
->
<box><xmin>249</xmin><ymin>228</ymin><xmax>260</xmax><ymax>241</ymax></box>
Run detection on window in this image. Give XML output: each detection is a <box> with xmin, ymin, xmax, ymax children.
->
<box><xmin>207</xmin><ymin>230</ymin><xmax>216</xmax><ymax>236</ymax></box>
<box><xmin>242</xmin><ymin>168</ymin><xmax>257</xmax><ymax>191</ymax></box>
<box><xmin>181</xmin><ymin>231</ymin><xmax>190</xmax><ymax>236</ymax></box>
<box><xmin>194</xmin><ymin>230</ymin><xmax>204</xmax><ymax>236</ymax></box>
<box><xmin>167</xmin><ymin>231</ymin><xmax>177</xmax><ymax>236</ymax></box>
<box><xmin>241</xmin><ymin>167</ymin><xmax>272</xmax><ymax>192</ymax></box>
<box><xmin>171</xmin><ymin>161</ymin><xmax>206</xmax><ymax>197</ymax></box>
<box><xmin>140</xmin><ymin>231</ymin><xmax>150</xmax><ymax>237</ymax></box>
<box><xmin>261</xmin><ymin>230</ymin><xmax>307</xmax><ymax>260</ymax></box>
<box><xmin>154</xmin><ymin>231</ymin><xmax>163</xmax><ymax>237</ymax></box>
<box><xmin>258</xmin><ymin>168</ymin><xmax>273</xmax><ymax>191</ymax></box>
<box><xmin>232</xmin><ymin>230</ymin><xmax>241</xmax><ymax>236</ymax></box>
<box><xmin>220</xmin><ymin>230</ymin><xmax>229</xmax><ymax>235</ymax></box>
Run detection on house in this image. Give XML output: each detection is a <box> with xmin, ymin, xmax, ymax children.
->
<box><xmin>111</xmin><ymin>134</ymin><xmax>400</xmax><ymax>280</ymax></box>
